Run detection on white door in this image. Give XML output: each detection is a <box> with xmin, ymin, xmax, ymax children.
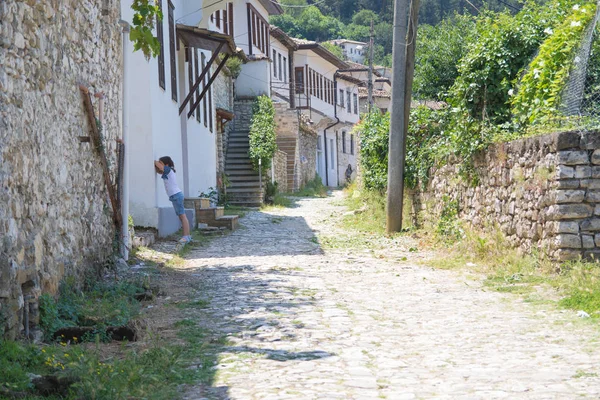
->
<box><xmin>328</xmin><ymin>137</ymin><xmax>338</xmax><ymax>187</ymax></box>
<box><xmin>316</xmin><ymin>135</ymin><xmax>325</xmax><ymax>184</ymax></box>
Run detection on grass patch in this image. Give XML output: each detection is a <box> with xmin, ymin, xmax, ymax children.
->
<box><xmin>428</xmin><ymin>226</ymin><xmax>600</xmax><ymax>318</ymax></box>
<box><xmin>224</xmin><ymin>205</ymin><xmax>249</xmax><ymax>218</ymax></box>
<box><xmin>341</xmin><ymin>183</ymin><xmax>414</xmax><ymax>235</ymax></box>
<box><xmin>39</xmin><ymin>277</ymin><xmax>148</xmax><ymax>342</ymax></box>
<box><xmin>295</xmin><ymin>176</ymin><xmax>328</xmax><ymax>198</ymax></box>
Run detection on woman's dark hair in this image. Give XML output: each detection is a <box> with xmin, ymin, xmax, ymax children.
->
<box><xmin>159</xmin><ymin>156</ymin><xmax>176</xmax><ymax>172</ymax></box>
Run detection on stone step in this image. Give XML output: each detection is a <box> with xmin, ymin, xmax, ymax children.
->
<box><xmin>228</xmin><ymin>142</ymin><xmax>250</xmax><ymax>149</ymax></box>
<box><xmin>227</xmin><ymin>187</ymin><xmax>263</xmax><ymax>194</ymax></box>
<box><xmin>225</xmin><ymin>156</ymin><xmax>252</xmax><ymax>162</ymax></box>
<box><xmin>229</xmin><ymin>181</ymin><xmax>262</xmax><ymax>188</ymax></box>
<box><xmin>228</xmin><ymin>175</ymin><xmax>260</xmax><ymax>182</ymax></box>
<box><xmin>226</xmin><ymin>168</ymin><xmax>258</xmax><ymax>175</ymax></box>
<box><xmin>227</xmin><ymin>149</ymin><xmax>250</xmax><ymax>156</ymax></box>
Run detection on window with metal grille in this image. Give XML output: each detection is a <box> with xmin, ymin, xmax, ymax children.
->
<box><xmin>273</xmin><ymin>49</ymin><xmax>277</xmax><ymax>78</ymax></box>
<box><xmin>168</xmin><ymin>1</ymin><xmax>177</xmax><ymax>101</ymax></box>
<box><xmin>350</xmin><ymin>133</ymin><xmax>354</xmax><ymax>155</ymax></box>
<box><xmin>339</xmin><ymin>89</ymin><xmax>344</xmax><ymax>107</ymax></box>
<box><xmin>283</xmin><ymin>57</ymin><xmax>287</xmax><ymax>83</ymax></box>
<box><xmin>157</xmin><ymin>0</ymin><xmax>165</xmax><ymax>90</ymax></box>
<box><xmin>342</xmin><ymin>131</ymin><xmax>346</xmax><ymax>153</ymax></box>
<box><xmin>353</xmin><ymin>93</ymin><xmax>358</xmax><ymax>114</ymax></box>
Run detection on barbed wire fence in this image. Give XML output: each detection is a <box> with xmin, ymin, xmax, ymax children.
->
<box><xmin>561</xmin><ymin>2</ymin><xmax>600</xmax><ymax>130</ymax></box>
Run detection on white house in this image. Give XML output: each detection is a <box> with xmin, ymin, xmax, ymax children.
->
<box><xmin>328</xmin><ymin>39</ymin><xmax>367</xmax><ymax>64</ymax></box>
<box><xmin>121</xmin><ymin>0</ymin><xmax>242</xmax><ymax>236</ymax></box>
<box><xmin>290</xmin><ymin>38</ymin><xmax>361</xmax><ymax>187</ymax></box>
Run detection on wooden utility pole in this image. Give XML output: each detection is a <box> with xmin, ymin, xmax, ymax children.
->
<box><xmin>386</xmin><ymin>0</ymin><xmax>418</xmax><ymax>234</ymax></box>
<box><xmin>368</xmin><ymin>19</ymin><xmax>374</xmax><ymax>112</ymax></box>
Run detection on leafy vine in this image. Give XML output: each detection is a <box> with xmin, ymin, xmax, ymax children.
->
<box><xmin>130</xmin><ymin>0</ymin><xmax>163</xmax><ymax>60</ymax></box>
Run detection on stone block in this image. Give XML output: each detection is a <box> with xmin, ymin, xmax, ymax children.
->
<box><xmin>583</xmin><ymin>250</ymin><xmax>600</xmax><ymax>261</ymax></box>
<box><xmin>586</xmin><ymin>191</ymin><xmax>600</xmax><ymax>202</ymax></box>
<box><xmin>556</xmin><ymin>179</ymin><xmax>581</xmax><ymax>189</ymax></box>
<box><xmin>592</xmin><ymin>167</ymin><xmax>600</xmax><ymax>179</ymax></box>
<box><xmin>592</xmin><ymin>149</ymin><xmax>600</xmax><ymax>165</ymax></box>
<box><xmin>556</xmin><ymin>249</ymin><xmax>582</xmax><ymax>261</ymax></box>
<box><xmin>554</xmin><ymin>190</ymin><xmax>585</xmax><ymax>204</ymax></box>
<box><xmin>595</xmin><ymin>234</ymin><xmax>600</xmax><ymax>246</ymax></box>
<box><xmin>587</xmin><ymin>179</ymin><xmax>600</xmax><ymax>189</ymax></box>
<box><xmin>595</xmin><ymin>204</ymin><xmax>600</xmax><ymax>216</ymax></box>
<box><xmin>555</xmin><ymin>234</ymin><xmax>582</xmax><ymax>249</ymax></box>
<box><xmin>581</xmin><ymin>218</ymin><xmax>600</xmax><ymax>232</ymax></box>
<box><xmin>548</xmin><ymin>204</ymin><xmax>593</xmax><ymax>220</ymax></box>
<box><xmin>575</xmin><ymin>166</ymin><xmax>592</xmax><ymax>179</ymax></box>
<box><xmin>556</xmin><ymin>131</ymin><xmax>581</xmax><ymax>150</ymax></box>
<box><xmin>580</xmin><ymin>130</ymin><xmax>600</xmax><ymax>149</ymax></box>
<box><xmin>582</xmin><ymin>235</ymin><xmax>595</xmax><ymax>249</ymax></box>
<box><xmin>557</xmin><ymin>165</ymin><xmax>575</xmax><ymax>179</ymax></box>
<box><xmin>556</xmin><ymin>221</ymin><xmax>580</xmax><ymax>234</ymax></box>
<box><xmin>558</xmin><ymin>150</ymin><xmax>589</xmax><ymax>165</ymax></box>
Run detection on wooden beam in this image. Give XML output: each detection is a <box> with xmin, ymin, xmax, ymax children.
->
<box><xmin>178</xmin><ymin>42</ymin><xmax>224</xmax><ymax>115</ymax></box>
<box><xmin>79</xmin><ymin>85</ymin><xmax>122</xmax><ymax>228</ymax></box>
<box><xmin>187</xmin><ymin>54</ymin><xmax>230</xmax><ymax>119</ymax></box>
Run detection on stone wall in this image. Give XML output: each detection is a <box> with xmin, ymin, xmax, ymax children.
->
<box><xmin>214</xmin><ymin>71</ymin><xmax>234</xmax><ymax>186</ymax></box>
<box><xmin>411</xmin><ymin>130</ymin><xmax>600</xmax><ymax>261</ymax></box>
<box><xmin>271</xmin><ymin>150</ymin><xmax>288</xmax><ymax>193</ymax></box>
<box><xmin>298</xmin><ymin>125</ymin><xmax>317</xmax><ymax>187</ymax></box>
<box><xmin>0</xmin><ymin>0</ymin><xmax>123</xmax><ymax>338</ymax></box>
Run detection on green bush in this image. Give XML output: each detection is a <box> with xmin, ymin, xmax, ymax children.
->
<box><xmin>354</xmin><ymin>111</ymin><xmax>390</xmax><ymax>192</ymax></box>
<box><xmin>248</xmin><ymin>95</ymin><xmax>277</xmax><ymax>172</ymax></box>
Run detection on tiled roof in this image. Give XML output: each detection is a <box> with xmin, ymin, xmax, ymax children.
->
<box><xmin>358</xmin><ymin>87</ymin><xmax>390</xmax><ymax>99</ymax></box>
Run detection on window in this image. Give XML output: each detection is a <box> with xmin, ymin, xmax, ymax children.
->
<box><xmin>194</xmin><ymin>51</ymin><xmax>200</xmax><ymax>122</ymax></box>
<box><xmin>342</xmin><ymin>131</ymin><xmax>346</xmax><ymax>153</ymax></box>
<box><xmin>208</xmin><ymin>62</ymin><xmax>213</xmax><ymax>132</ymax></box>
<box><xmin>283</xmin><ymin>57</ymin><xmax>287</xmax><ymax>82</ymax></box>
<box><xmin>273</xmin><ymin>49</ymin><xmax>277</xmax><ymax>78</ymax></box>
<box><xmin>278</xmin><ymin>53</ymin><xmax>282</xmax><ymax>81</ymax></box>
<box><xmin>228</xmin><ymin>3</ymin><xmax>234</xmax><ymax>37</ymax></box>
<box><xmin>187</xmin><ymin>47</ymin><xmax>193</xmax><ymax>116</ymax></box>
<box><xmin>353</xmin><ymin>93</ymin><xmax>358</xmax><ymax>114</ymax></box>
<box><xmin>201</xmin><ymin>52</ymin><xmax>207</xmax><ymax>127</ymax></box>
<box><xmin>157</xmin><ymin>0</ymin><xmax>165</xmax><ymax>89</ymax></box>
<box><xmin>350</xmin><ymin>134</ymin><xmax>354</xmax><ymax>155</ymax></box>
<box><xmin>346</xmin><ymin>89</ymin><xmax>351</xmax><ymax>110</ymax></box>
<box><xmin>330</xmin><ymin>138</ymin><xmax>335</xmax><ymax>167</ymax></box>
<box><xmin>216</xmin><ymin>10</ymin><xmax>220</xmax><ymax>28</ymax></box>
<box><xmin>191</xmin><ymin>49</ymin><xmax>200</xmax><ymax>122</ymax></box>
<box><xmin>248</xmin><ymin>4</ymin><xmax>269</xmax><ymax>55</ymax></box>
<box><xmin>295</xmin><ymin>67</ymin><xmax>304</xmax><ymax>93</ymax></box>
<box><xmin>168</xmin><ymin>1</ymin><xmax>177</xmax><ymax>101</ymax></box>
<box><xmin>339</xmin><ymin>89</ymin><xmax>344</xmax><ymax>107</ymax></box>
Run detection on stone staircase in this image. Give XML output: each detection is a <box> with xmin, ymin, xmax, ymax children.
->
<box><xmin>276</xmin><ymin>137</ymin><xmax>297</xmax><ymax>192</ymax></box>
<box><xmin>225</xmin><ymin>99</ymin><xmax>263</xmax><ymax>207</ymax></box>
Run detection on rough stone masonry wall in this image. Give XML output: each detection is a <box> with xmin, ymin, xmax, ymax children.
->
<box><xmin>412</xmin><ymin>130</ymin><xmax>600</xmax><ymax>261</ymax></box>
<box><xmin>0</xmin><ymin>0</ymin><xmax>122</xmax><ymax>338</ymax></box>
<box><xmin>298</xmin><ymin>126</ymin><xmax>317</xmax><ymax>187</ymax></box>
<box><xmin>214</xmin><ymin>72</ymin><xmax>234</xmax><ymax>184</ymax></box>
<box><xmin>270</xmin><ymin>150</ymin><xmax>288</xmax><ymax>193</ymax></box>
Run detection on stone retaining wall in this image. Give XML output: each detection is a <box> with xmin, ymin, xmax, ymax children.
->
<box><xmin>0</xmin><ymin>0</ymin><xmax>122</xmax><ymax>338</ymax></box>
<box><xmin>411</xmin><ymin>130</ymin><xmax>600</xmax><ymax>261</ymax></box>
<box><xmin>272</xmin><ymin>150</ymin><xmax>288</xmax><ymax>193</ymax></box>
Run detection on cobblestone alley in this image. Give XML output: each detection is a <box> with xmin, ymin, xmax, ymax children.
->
<box><xmin>175</xmin><ymin>193</ymin><xmax>600</xmax><ymax>400</ymax></box>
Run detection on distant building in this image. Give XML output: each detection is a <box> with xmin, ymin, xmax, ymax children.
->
<box><xmin>328</xmin><ymin>39</ymin><xmax>367</xmax><ymax>64</ymax></box>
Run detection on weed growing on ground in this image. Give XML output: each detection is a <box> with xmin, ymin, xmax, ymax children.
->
<box><xmin>224</xmin><ymin>205</ymin><xmax>249</xmax><ymax>218</ymax></box>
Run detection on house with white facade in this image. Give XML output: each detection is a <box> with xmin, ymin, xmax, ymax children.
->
<box><xmin>121</xmin><ymin>0</ymin><xmax>245</xmax><ymax>235</ymax></box>
<box><xmin>328</xmin><ymin>39</ymin><xmax>367</xmax><ymax>64</ymax></box>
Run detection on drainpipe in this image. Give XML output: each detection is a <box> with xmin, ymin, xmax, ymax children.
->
<box><xmin>323</xmin><ymin>73</ymin><xmax>341</xmax><ymax>187</ymax></box>
<box><xmin>120</xmin><ymin>20</ymin><xmax>131</xmax><ymax>260</ymax></box>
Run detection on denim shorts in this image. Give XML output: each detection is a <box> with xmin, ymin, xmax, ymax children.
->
<box><xmin>169</xmin><ymin>192</ymin><xmax>185</xmax><ymax>216</ymax></box>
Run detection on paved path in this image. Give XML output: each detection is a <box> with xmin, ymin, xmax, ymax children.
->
<box><xmin>181</xmin><ymin>193</ymin><xmax>600</xmax><ymax>399</ymax></box>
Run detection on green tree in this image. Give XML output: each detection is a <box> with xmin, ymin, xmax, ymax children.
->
<box><xmin>322</xmin><ymin>42</ymin><xmax>344</xmax><ymax>59</ymax></box>
<box><xmin>413</xmin><ymin>14</ymin><xmax>475</xmax><ymax>100</ymax></box>
<box><xmin>249</xmin><ymin>96</ymin><xmax>277</xmax><ymax>172</ymax></box>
